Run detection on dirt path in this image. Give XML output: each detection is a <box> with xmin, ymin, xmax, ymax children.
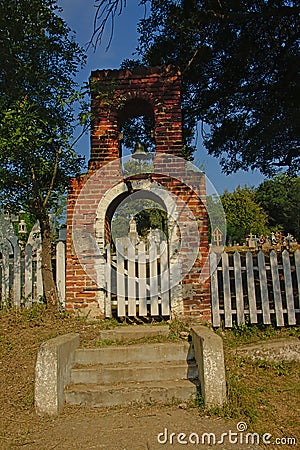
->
<box><xmin>1</xmin><ymin>404</ymin><xmax>262</xmax><ymax>450</ymax></box>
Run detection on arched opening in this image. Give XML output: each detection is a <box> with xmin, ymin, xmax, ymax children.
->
<box><xmin>118</xmin><ymin>98</ymin><xmax>156</xmax><ymax>157</ymax></box>
<box><xmin>100</xmin><ymin>185</ymin><xmax>178</xmax><ymax>319</ymax></box>
<box><xmin>107</xmin><ymin>189</ymin><xmax>168</xmax><ymax>250</ymax></box>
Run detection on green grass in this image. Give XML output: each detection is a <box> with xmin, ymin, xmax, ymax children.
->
<box><xmin>195</xmin><ymin>323</ymin><xmax>300</xmax><ymax>441</ymax></box>
<box><xmin>216</xmin><ymin>321</ymin><xmax>300</xmax><ymax>348</ymax></box>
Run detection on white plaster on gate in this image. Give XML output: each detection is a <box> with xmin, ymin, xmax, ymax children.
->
<box><xmin>94</xmin><ymin>179</ymin><xmax>184</xmax><ymax>317</ymax></box>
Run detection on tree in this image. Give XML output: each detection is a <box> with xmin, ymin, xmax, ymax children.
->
<box><xmin>138</xmin><ymin>1</ymin><xmax>300</xmax><ymax>174</ymax></box>
<box><xmin>92</xmin><ymin>0</ymin><xmax>300</xmax><ymax>173</ymax></box>
<box><xmin>0</xmin><ymin>0</ymin><xmax>85</xmax><ymax>307</ymax></box>
<box><xmin>206</xmin><ymin>193</ymin><xmax>226</xmax><ymax>242</ymax></box>
<box><xmin>256</xmin><ymin>174</ymin><xmax>300</xmax><ymax>240</ymax></box>
<box><xmin>221</xmin><ymin>186</ymin><xmax>268</xmax><ymax>244</ymax></box>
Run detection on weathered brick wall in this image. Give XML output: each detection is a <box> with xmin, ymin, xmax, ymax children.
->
<box><xmin>66</xmin><ymin>175</ymin><xmax>98</xmax><ymax>312</ymax></box>
<box><xmin>66</xmin><ymin>66</ymin><xmax>211</xmax><ymax>321</ymax></box>
<box><xmin>66</xmin><ymin>160</ymin><xmax>123</xmax><ymax>316</ymax></box>
<box><xmin>89</xmin><ymin>65</ymin><xmax>183</xmax><ymax>171</ymax></box>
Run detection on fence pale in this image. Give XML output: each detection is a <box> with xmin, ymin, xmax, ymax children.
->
<box><xmin>107</xmin><ymin>234</ymin><xmax>171</xmax><ymax>318</ymax></box>
<box><xmin>246</xmin><ymin>252</ymin><xmax>258</xmax><ymax>323</ymax></box>
<box><xmin>282</xmin><ymin>250</ymin><xmax>296</xmax><ymax>325</ymax></box>
<box><xmin>257</xmin><ymin>251</ymin><xmax>271</xmax><ymax>324</ymax></box>
<box><xmin>234</xmin><ymin>251</ymin><xmax>244</xmax><ymax>326</ymax></box>
<box><xmin>0</xmin><ymin>218</ymin><xmax>65</xmax><ymax>308</ymax></box>
<box><xmin>210</xmin><ymin>251</ymin><xmax>220</xmax><ymax>327</ymax></box>
<box><xmin>270</xmin><ymin>250</ymin><xmax>284</xmax><ymax>326</ymax></box>
<box><xmin>222</xmin><ymin>252</ymin><xmax>232</xmax><ymax>327</ymax></box>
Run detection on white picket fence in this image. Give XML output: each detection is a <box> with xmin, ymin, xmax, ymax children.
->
<box><xmin>2</xmin><ymin>211</ymin><xmax>300</xmax><ymax>330</ymax></box>
<box><xmin>105</xmin><ymin>236</ymin><xmax>171</xmax><ymax>318</ymax></box>
<box><xmin>0</xmin><ymin>217</ymin><xmax>66</xmax><ymax>307</ymax></box>
<box><xmin>210</xmin><ymin>249</ymin><xmax>300</xmax><ymax>327</ymax></box>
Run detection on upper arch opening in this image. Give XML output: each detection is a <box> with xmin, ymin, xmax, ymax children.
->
<box><xmin>118</xmin><ymin>98</ymin><xmax>156</xmax><ymax>155</ymax></box>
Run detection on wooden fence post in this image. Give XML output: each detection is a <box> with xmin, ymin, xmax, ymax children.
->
<box><xmin>13</xmin><ymin>243</ymin><xmax>21</xmax><ymax>308</ymax></box>
<box><xmin>210</xmin><ymin>252</ymin><xmax>220</xmax><ymax>328</ymax></box>
<box><xmin>56</xmin><ymin>240</ymin><xmax>66</xmax><ymax>308</ymax></box>
<box><xmin>257</xmin><ymin>250</ymin><xmax>271</xmax><ymax>324</ymax></box>
<box><xmin>24</xmin><ymin>244</ymin><xmax>33</xmax><ymax>306</ymax></box>
<box><xmin>1</xmin><ymin>240</ymin><xmax>11</xmax><ymax>306</ymax></box>
<box><xmin>270</xmin><ymin>250</ymin><xmax>284</xmax><ymax>327</ymax></box>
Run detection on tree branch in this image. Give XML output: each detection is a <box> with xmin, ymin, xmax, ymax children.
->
<box><xmin>89</xmin><ymin>0</ymin><xmax>127</xmax><ymax>51</ymax></box>
<box><xmin>71</xmin><ymin>121</ymin><xmax>90</xmax><ymax>149</ymax></box>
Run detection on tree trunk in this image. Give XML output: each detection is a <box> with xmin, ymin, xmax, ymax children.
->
<box><xmin>38</xmin><ymin>211</ymin><xmax>58</xmax><ymax>308</ymax></box>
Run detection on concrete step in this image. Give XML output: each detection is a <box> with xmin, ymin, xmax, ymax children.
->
<box><xmin>65</xmin><ymin>379</ymin><xmax>200</xmax><ymax>408</ymax></box>
<box><xmin>98</xmin><ymin>325</ymin><xmax>170</xmax><ymax>342</ymax></box>
<box><xmin>74</xmin><ymin>342</ymin><xmax>194</xmax><ymax>366</ymax></box>
<box><xmin>70</xmin><ymin>360</ymin><xmax>198</xmax><ymax>384</ymax></box>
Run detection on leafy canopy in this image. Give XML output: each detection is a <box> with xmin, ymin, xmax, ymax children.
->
<box><xmin>134</xmin><ymin>0</ymin><xmax>299</xmax><ymax>173</ymax></box>
<box><xmin>0</xmin><ymin>0</ymin><xmax>85</xmax><ymax>216</ymax></box>
<box><xmin>221</xmin><ymin>186</ymin><xmax>269</xmax><ymax>243</ymax></box>
<box><xmin>256</xmin><ymin>174</ymin><xmax>300</xmax><ymax>240</ymax></box>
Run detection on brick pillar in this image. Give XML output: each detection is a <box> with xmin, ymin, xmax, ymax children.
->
<box><xmin>89</xmin><ymin>66</ymin><xmax>183</xmax><ymax>164</ymax></box>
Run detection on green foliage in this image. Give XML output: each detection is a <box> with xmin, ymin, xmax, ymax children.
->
<box><xmin>0</xmin><ymin>102</ymin><xmax>82</xmax><ymax>214</ymax></box>
<box><xmin>0</xmin><ymin>336</ymin><xmax>14</xmax><ymax>355</ymax></box>
<box><xmin>0</xmin><ymin>0</ymin><xmax>85</xmax><ymax>217</ymax></box>
<box><xmin>137</xmin><ymin>206</ymin><xmax>168</xmax><ymax>238</ymax></box>
<box><xmin>111</xmin><ymin>196</ymin><xmax>168</xmax><ymax>240</ymax></box>
<box><xmin>95</xmin><ymin>339</ymin><xmax>118</xmax><ymax>347</ymax></box>
<box><xmin>136</xmin><ymin>0</ymin><xmax>300</xmax><ymax>174</ymax></box>
<box><xmin>122</xmin><ymin>157</ymin><xmax>154</xmax><ymax>177</ymax></box>
<box><xmin>221</xmin><ymin>186</ymin><xmax>269</xmax><ymax>243</ymax></box>
<box><xmin>217</xmin><ymin>322</ymin><xmax>300</xmax><ymax>349</ymax></box>
<box><xmin>256</xmin><ymin>174</ymin><xmax>300</xmax><ymax>240</ymax></box>
<box><xmin>168</xmin><ymin>317</ymin><xmax>190</xmax><ymax>339</ymax></box>
<box><xmin>206</xmin><ymin>194</ymin><xmax>227</xmax><ymax>241</ymax></box>
<box><xmin>0</xmin><ymin>0</ymin><xmax>85</xmax><ymax>305</ymax></box>
<box><xmin>20</xmin><ymin>303</ymin><xmax>47</xmax><ymax>323</ymax></box>
<box><xmin>121</xmin><ymin>116</ymin><xmax>155</xmax><ymax>153</ymax></box>
<box><xmin>112</xmin><ymin>155</ymin><xmax>168</xmax><ymax>240</ymax></box>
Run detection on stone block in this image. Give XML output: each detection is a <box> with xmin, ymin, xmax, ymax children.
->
<box><xmin>235</xmin><ymin>338</ymin><xmax>300</xmax><ymax>362</ymax></box>
<box><xmin>34</xmin><ymin>333</ymin><xmax>80</xmax><ymax>416</ymax></box>
<box><xmin>191</xmin><ymin>326</ymin><xmax>226</xmax><ymax>408</ymax></box>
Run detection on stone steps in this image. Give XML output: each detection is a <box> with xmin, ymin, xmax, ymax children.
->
<box><xmin>35</xmin><ymin>326</ymin><xmax>227</xmax><ymax>415</ymax></box>
<box><xmin>74</xmin><ymin>341</ymin><xmax>195</xmax><ymax>365</ymax></box>
<box><xmin>65</xmin><ymin>340</ymin><xmax>200</xmax><ymax>408</ymax></box>
<box><xmin>98</xmin><ymin>325</ymin><xmax>170</xmax><ymax>342</ymax></box>
<box><xmin>70</xmin><ymin>360</ymin><xmax>198</xmax><ymax>384</ymax></box>
<box><xmin>65</xmin><ymin>379</ymin><xmax>200</xmax><ymax>408</ymax></box>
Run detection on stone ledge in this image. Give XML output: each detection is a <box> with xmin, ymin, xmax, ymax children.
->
<box><xmin>235</xmin><ymin>338</ymin><xmax>300</xmax><ymax>362</ymax></box>
<box><xmin>98</xmin><ymin>325</ymin><xmax>170</xmax><ymax>342</ymax></box>
<box><xmin>190</xmin><ymin>326</ymin><xmax>226</xmax><ymax>408</ymax></box>
<box><xmin>34</xmin><ymin>333</ymin><xmax>80</xmax><ymax>416</ymax></box>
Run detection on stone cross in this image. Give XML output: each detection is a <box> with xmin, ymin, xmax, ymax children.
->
<box><xmin>128</xmin><ymin>217</ymin><xmax>139</xmax><ymax>246</ymax></box>
<box><xmin>212</xmin><ymin>227</ymin><xmax>223</xmax><ymax>246</ymax></box>
<box><xmin>247</xmin><ymin>233</ymin><xmax>258</xmax><ymax>249</ymax></box>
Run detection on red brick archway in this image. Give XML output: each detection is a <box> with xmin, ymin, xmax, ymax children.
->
<box><xmin>66</xmin><ymin>66</ymin><xmax>211</xmax><ymax>321</ymax></box>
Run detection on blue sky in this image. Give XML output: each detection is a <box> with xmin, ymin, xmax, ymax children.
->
<box><xmin>58</xmin><ymin>0</ymin><xmax>265</xmax><ymax>194</ymax></box>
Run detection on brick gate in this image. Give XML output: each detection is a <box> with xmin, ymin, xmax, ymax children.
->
<box><xmin>65</xmin><ymin>66</ymin><xmax>211</xmax><ymax>321</ymax></box>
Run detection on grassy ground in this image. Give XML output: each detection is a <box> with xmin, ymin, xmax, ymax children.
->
<box><xmin>0</xmin><ymin>306</ymin><xmax>299</xmax><ymax>448</ymax></box>
<box><xmin>213</xmin><ymin>324</ymin><xmax>300</xmax><ymax>441</ymax></box>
